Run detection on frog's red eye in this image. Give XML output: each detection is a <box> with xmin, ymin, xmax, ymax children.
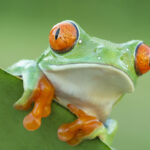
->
<box><xmin>49</xmin><ymin>21</ymin><xmax>79</xmax><ymax>53</ymax></box>
<box><xmin>135</xmin><ymin>44</ymin><xmax>150</xmax><ymax>75</ymax></box>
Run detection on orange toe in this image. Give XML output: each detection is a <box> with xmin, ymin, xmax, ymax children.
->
<box><xmin>58</xmin><ymin>104</ymin><xmax>102</xmax><ymax>146</ymax></box>
<box><xmin>42</xmin><ymin>105</ymin><xmax>51</xmax><ymax>118</ymax></box>
<box><xmin>58</xmin><ymin>122</ymin><xmax>80</xmax><ymax>142</ymax></box>
<box><xmin>23</xmin><ymin>113</ymin><xmax>41</xmax><ymax>131</ymax></box>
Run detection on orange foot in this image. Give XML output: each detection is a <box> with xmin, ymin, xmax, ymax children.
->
<box><xmin>23</xmin><ymin>75</ymin><xmax>54</xmax><ymax>131</ymax></box>
<box><xmin>58</xmin><ymin>104</ymin><xmax>103</xmax><ymax>146</ymax></box>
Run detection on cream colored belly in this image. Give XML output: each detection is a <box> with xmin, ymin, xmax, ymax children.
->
<box><xmin>40</xmin><ymin>64</ymin><xmax>134</xmax><ymax>122</ymax></box>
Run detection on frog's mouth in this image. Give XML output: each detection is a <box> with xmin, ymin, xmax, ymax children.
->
<box><xmin>40</xmin><ymin>63</ymin><xmax>134</xmax><ymax>93</ymax></box>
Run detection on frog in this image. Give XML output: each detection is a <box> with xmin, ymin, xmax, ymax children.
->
<box><xmin>7</xmin><ymin>20</ymin><xmax>150</xmax><ymax>147</ymax></box>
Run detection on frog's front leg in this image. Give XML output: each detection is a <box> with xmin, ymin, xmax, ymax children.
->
<box><xmin>58</xmin><ymin>104</ymin><xmax>117</xmax><ymax>146</ymax></box>
<box><xmin>23</xmin><ymin>75</ymin><xmax>54</xmax><ymax>131</ymax></box>
<box><xmin>7</xmin><ymin>60</ymin><xmax>54</xmax><ymax>131</ymax></box>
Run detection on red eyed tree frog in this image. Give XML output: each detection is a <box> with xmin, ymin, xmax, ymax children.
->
<box><xmin>7</xmin><ymin>20</ymin><xmax>150</xmax><ymax>147</ymax></box>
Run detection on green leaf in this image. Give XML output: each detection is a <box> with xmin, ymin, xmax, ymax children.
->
<box><xmin>0</xmin><ymin>68</ymin><xmax>111</xmax><ymax>150</ymax></box>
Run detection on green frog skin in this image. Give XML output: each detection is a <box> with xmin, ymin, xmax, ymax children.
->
<box><xmin>7</xmin><ymin>20</ymin><xmax>150</xmax><ymax>147</ymax></box>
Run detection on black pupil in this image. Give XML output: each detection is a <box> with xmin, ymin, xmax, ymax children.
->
<box><xmin>55</xmin><ymin>28</ymin><xmax>60</xmax><ymax>40</ymax></box>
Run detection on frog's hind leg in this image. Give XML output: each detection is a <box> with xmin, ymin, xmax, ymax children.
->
<box><xmin>7</xmin><ymin>60</ymin><xmax>55</xmax><ymax>131</ymax></box>
<box><xmin>58</xmin><ymin>104</ymin><xmax>117</xmax><ymax>146</ymax></box>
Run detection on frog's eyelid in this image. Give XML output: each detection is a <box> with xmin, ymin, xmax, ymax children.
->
<box><xmin>67</xmin><ymin>21</ymin><xmax>80</xmax><ymax>43</ymax></box>
<box><xmin>70</xmin><ymin>22</ymin><xmax>79</xmax><ymax>41</ymax></box>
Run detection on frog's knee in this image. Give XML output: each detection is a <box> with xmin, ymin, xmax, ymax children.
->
<box><xmin>98</xmin><ymin>119</ymin><xmax>118</xmax><ymax>146</ymax></box>
<box><xmin>105</xmin><ymin>119</ymin><xmax>118</xmax><ymax>135</ymax></box>
<box><xmin>88</xmin><ymin>118</ymin><xmax>117</xmax><ymax>147</ymax></box>
<box><xmin>105</xmin><ymin>119</ymin><xmax>118</xmax><ymax>144</ymax></box>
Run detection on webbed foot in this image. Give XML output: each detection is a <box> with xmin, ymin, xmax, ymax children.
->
<box><xmin>58</xmin><ymin>104</ymin><xmax>117</xmax><ymax>146</ymax></box>
<box><xmin>58</xmin><ymin>104</ymin><xmax>103</xmax><ymax>145</ymax></box>
<box><xmin>23</xmin><ymin>75</ymin><xmax>54</xmax><ymax>131</ymax></box>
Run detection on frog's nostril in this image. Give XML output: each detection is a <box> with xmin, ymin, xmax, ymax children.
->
<box><xmin>135</xmin><ymin>44</ymin><xmax>150</xmax><ymax>75</ymax></box>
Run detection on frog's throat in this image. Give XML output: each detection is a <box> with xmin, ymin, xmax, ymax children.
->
<box><xmin>40</xmin><ymin>63</ymin><xmax>135</xmax><ymax>93</ymax></box>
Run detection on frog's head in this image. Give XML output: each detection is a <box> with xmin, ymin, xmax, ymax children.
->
<box><xmin>40</xmin><ymin>20</ymin><xmax>150</xmax><ymax>92</ymax></box>
<box><xmin>47</xmin><ymin>20</ymin><xmax>150</xmax><ymax>76</ymax></box>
